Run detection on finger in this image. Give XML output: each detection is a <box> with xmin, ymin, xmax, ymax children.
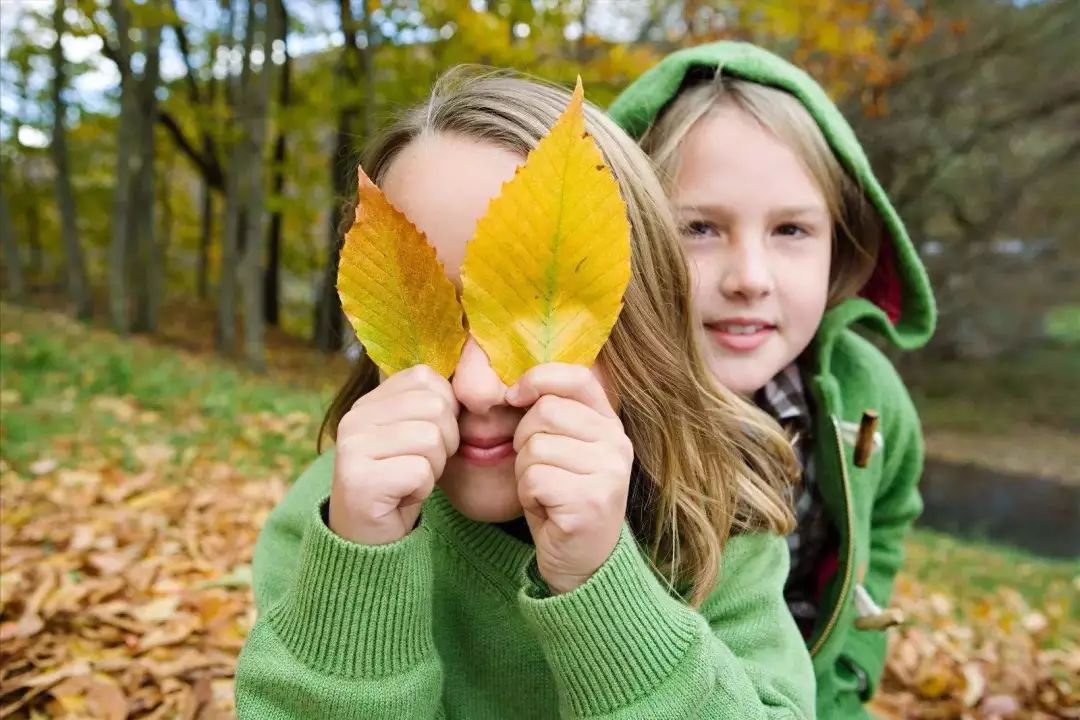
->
<box><xmin>372</xmin><ymin>454</ymin><xmax>437</xmax><ymax>506</ymax></box>
<box><xmin>512</xmin><ymin>395</ymin><xmax>615</xmax><ymax>451</ymax></box>
<box><xmin>342</xmin><ymin>421</ymin><xmax>449</xmax><ymax>478</ymax></box>
<box><xmin>342</xmin><ymin>390</ymin><xmax>459</xmax><ymax>455</ymax></box>
<box><xmin>516</xmin><ymin>432</ymin><xmax>600</xmax><ymax>476</ymax></box>
<box><xmin>516</xmin><ymin>462</ymin><xmax>588</xmax><ymax>518</ymax></box>
<box><xmin>356</xmin><ymin>364</ymin><xmax>457</xmax><ymax>414</ymax></box>
<box><xmin>505</xmin><ymin>363</ymin><xmax>615</xmax><ymax>417</ymax></box>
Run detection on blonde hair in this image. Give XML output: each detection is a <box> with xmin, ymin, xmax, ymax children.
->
<box><xmin>321</xmin><ymin>67</ymin><xmax>797</xmax><ymax>605</ymax></box>
<box><xmin>641</xmin><ymin>73</ymin><xmax>883</xmax><ymax>305</ymax></box>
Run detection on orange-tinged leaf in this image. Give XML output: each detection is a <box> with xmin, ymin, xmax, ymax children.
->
<box><xmin>461</xmin><ymin>78</ymin><xmax>631</xmax><ymax>384</ymax></box>
<box><xmin>337</xmin><ymin>167</ymin><xmax>466</xmax><ymax>377</ymax></box>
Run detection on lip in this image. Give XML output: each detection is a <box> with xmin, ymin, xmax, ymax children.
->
<box><xmin>458</xmin><ymin>436</ymin><xmax>515</xmax><ymax>466</ymax></box>
<box><xmin>704</xmin><ymin>318</ymin><xmax>777</xmax><ymax>353</ymax></box>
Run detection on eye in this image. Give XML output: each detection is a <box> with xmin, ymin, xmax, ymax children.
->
<box><xmin>681</xmin><ymin>220</ymin><xmax>720</xmax><ymax>239</ymax></box>
<box><xmin>775</xmin><ymin>223</ymin><xmax>809</xmax><ymax>238</ymax></box>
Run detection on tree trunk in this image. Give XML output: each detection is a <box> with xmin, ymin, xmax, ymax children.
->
<box><xmin>107</xmin><ymin>0</ymin><xmax>134</xmax><ymax>331</ymax></box>
<box><xmin>314</xmin><ymin>0</ymin><xmax>372</xmax><ymax>352</ymax></box>
<box><xmin>239</xmin><ymin>0</ymin><xmax>279</xmax><ymax>371</ymax></box>
<box><xmin>264</xmin><ymin>0</ymin><xmax>291</xmax><ymax>327</ymax></box>
<box><xmin>52</xmin><ymin>0</ymin><xmax>92</xmax><ymax>320</ymax></box>
<box><xmin>132</xmin><ymin>20</ymin><xmax>163</xmax><ymax>333</ymax></box>
<box><xmin>27</xmin><ymin>207</ymin><xmax>42</xmax><ymax>278</ymax></box>
<box><xmin>158</xmin><ymin>156</ymin><xmax>173</xmax><ymax>314</ymax></box>
<box><xmin>197</xmin><ymin>180</ymin><xmax>212</xmax><ymax>298</ymax></box>
<box><xmin>216</xmin><ymin>0</ymin><xmax>254</xmax><ymax>355</ymax></box>
<box><xmin>314</xmin><ymin>120</ymin><xmax>350</xmax><ymax>353</ymax></box>
<box><xmin>0</xmin><ymin>190</ymin><xmax>25</xmax><ymax>301</ymax></box>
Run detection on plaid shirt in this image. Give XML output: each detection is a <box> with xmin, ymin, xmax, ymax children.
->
<box><xmin>755</xmin><ymin>363</ymin><xmax>831</xmax><ymax>637</ymax></box>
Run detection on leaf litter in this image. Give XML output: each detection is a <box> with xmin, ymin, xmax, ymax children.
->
<box><xmin>1</xmin><ymin>306</ymin><xmax>1076</xmax><ymax>718</ymax></box>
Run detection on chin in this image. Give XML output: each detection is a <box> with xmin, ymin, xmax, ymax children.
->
<box><xmin>707</xmin><ymin>357</ymin><xmax>775</xmax><ymax>397</ymax></box>
<box><xmin>439</xmin><ymin>459</ymin><xmax>523</xmax><ymax>522</ymax></box>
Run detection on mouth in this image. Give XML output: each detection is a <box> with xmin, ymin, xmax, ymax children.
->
<box><xmin>703</xmin><ymin>319</ymin><xmax>777</xmax><ymax>352</ymax></box>
<box><xmin>457</xmin><ymin>435</ymin><xmax>516</xmax><ymax>466</ymax></box>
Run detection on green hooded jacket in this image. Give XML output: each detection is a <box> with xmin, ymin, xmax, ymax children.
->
<box><xmin>609</xmin><ymin>42</ymin><xmax>937</xmax><ymax>719</ymax></box>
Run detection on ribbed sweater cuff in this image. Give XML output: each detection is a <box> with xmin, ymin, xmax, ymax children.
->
<box><xmin>266</xmin><ymin>498</ymin><xmax>435</xmax><ymax>679</ymax></box>
<box><xmin>518</xmin><ymin>524</ymin><xmax>701</xmax><ymax>716</ymax></box>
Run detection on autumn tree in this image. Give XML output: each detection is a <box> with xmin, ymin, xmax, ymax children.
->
<box><xmin>51</xmin><ymin>0</ymin><xmax>93</xmax><ymax>320</ymax></box>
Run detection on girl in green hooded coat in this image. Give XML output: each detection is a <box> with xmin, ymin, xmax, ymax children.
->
<box><xmin>610</xmin><ymin>42</ymin><xmax>936</xmax><ymax>720</ymax></box>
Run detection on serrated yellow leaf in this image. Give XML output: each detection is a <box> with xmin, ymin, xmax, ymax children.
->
<box><xmin>461</xmin><ymin>78</ymin><xmax>631</xmax><ymax>385</ymax></box>
<box><xmin>337</xmin><ymin>167</ymin><xmax>466</xmax><ymax>377</ymax></box>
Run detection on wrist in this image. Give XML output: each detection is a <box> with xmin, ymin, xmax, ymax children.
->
<box><xmin>327</xmin><ymin>495</ymin><xmax>409</xmax><ymax>546</ymax></box>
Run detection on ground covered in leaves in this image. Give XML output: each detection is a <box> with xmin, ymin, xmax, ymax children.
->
<box><xmin>1</xmin><ymin>305</ymin><xmax>1077</xmax><ymax>719</ymax></box>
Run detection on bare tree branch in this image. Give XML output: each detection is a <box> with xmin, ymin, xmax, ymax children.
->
<box><xmin>894</xmin><ymin>86</ymin><xmax>1080</xmax><ymax>212</ymax></box>
<box><xmin>168</xmin><ymin>0</ymin><xmax>202</xmax><ymax>103</ymax></box>
<box><xmin>157</xmin><ymin>111</ymin><xmax>225</xmax><ymax>189</ymax></box>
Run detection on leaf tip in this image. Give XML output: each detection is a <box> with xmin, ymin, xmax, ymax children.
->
<box><xmin>356</xmin><ymin>165</ymin><xmax>376</xmax><ymax>192</ymax></box>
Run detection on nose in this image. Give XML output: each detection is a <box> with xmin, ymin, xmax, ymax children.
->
<box><xmin>451</xmin><ymin>337</ymin><xmax>509</xmax><ymax>415</ymax></box>
<box><xmin>720</xmin><ymin>234</ymin><xmax>772</xmax><ymax>301</ymax></box>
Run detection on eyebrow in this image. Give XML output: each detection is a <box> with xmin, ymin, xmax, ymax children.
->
<box><xmin>675</xmin><ymin>202</ymin><xmax>827</xmax><ymax>217</ymax></box>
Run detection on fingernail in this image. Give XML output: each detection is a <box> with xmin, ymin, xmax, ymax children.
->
<box><xmin>505</xmin><ymin>384</ymin><xmax>520</xmax><ymax>404</ymax></box>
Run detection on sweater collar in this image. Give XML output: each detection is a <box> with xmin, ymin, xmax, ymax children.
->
<box><xmin>423</xmin><ymin>490</ymin><xmax>536</xmax><ymax>583</ymax></box>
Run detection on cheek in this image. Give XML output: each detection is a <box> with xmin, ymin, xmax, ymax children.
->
<box><xmin>684</xmin><ymin>249</ymin><xmax>717</xmax><ymax>300</ymax></box>
<box><xmin>778</xmin><ymin>246</ymin><xmax>831</xmax><ymax>324</ymax></box>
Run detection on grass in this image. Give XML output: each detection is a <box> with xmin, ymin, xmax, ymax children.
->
<box><xmin>0</xmin><ymin>303</ymin><xmax>335</xmax><ymax>478</ymax></box>
<box><xmin>2</xmin><ymin>302</ymin><xmax>1075</xmax><ymax>618</ymax></box>
<box><xmin>1046</xmin><ymin>304</ymin><xmax>1080</xmax><ymax>344</ymax></box>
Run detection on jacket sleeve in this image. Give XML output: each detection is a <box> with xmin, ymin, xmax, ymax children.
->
<box><xmin>234</xmin><ymin>455</ymin><xmax>445</xmax><ymax>719</ymax></box>
<box><xmin>518</xmin><ymin>527</ymin><xmax>816</xmax><ymax>720</ymax></box>
<box><xmin>843</xmin><ymin>383</ymin><xmax>924</xmax><ymax>702</ymax></box>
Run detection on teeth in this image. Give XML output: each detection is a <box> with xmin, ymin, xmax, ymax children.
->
<box><xmin>723</xmin><ymin>324</ymin><xmax>763</xmax><ymax>335</ymax></box>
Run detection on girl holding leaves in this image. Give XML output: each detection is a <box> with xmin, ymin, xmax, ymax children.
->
<box><xmin>235</xmin><ymin>70</ymin><xmax>815</xmax><ymax>719</ymax></box>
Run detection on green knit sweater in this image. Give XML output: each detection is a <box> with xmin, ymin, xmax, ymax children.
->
<box><xmin>235</xmin><ymin>452</ymin><xmax>816</xmax><ymax>718</ymax></box>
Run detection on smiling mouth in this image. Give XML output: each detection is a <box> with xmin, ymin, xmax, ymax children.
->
<box><xmin>704</xmin><ymin>321</ymin><xmax>776</xmax><ymax>352</ymax></box>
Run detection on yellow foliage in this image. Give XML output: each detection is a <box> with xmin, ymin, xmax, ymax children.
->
<box><xmin>337</xmin><ymin>167</ymin><xmax>466</xmax><ymax>377</ymax></box>
<box><xmin>461</xmin><ymin>78</ymin><xmax>631</xmax><ymax>384</ymax></box>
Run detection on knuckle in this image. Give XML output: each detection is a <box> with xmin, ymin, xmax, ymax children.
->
<box><xmin>403</xmin><ymin>455</ymin><xmax>434</xmax><ymax>483</ymax></box>
<box><xmin>534</xmin><ymin>396</ymin><xmax>560</xmax><ymax>424</ymax></box>
<box><xmin>527</xmin><ymin>433</ymin><xmax>552</xmax><ymax>458</ymax></box>
<box><xmin>415</xmin><ymin>365</ymin><xmax>445</xmax><ymax>390</ymax></box>
<box><xmin>417</xmin><ymin>422</ymin><xmax>442</xmax><ymax>449</ymax></box>
<box><xmin>557</xmin><ymin>514</ymin><xmax>585</xmax><ymax>535</ymax></box>
<box><xmin>521</xmin><ymin>463</ymin><xmax>549</xmax><ymax>489</ymax></box>
<box><xmin>582</xmin><ymin>494</ymin><xmax>605</xmax><ymax>515</ymax></box>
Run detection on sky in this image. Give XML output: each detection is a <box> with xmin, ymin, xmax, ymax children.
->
<box><xmin>0</xmin><ymin>0</ymin><xmax>349</xmax><ymax>146</ymax></box>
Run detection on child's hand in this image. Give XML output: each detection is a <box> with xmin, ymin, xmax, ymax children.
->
<box><xmin>330</xmin><ymin>365</ymin><xmax>459</xmax><ymax>545</ymax></box>
<box><xmin>507</xmin><ymin>364</ymin><xmax>632</xmax><ymax>595</ymax></box>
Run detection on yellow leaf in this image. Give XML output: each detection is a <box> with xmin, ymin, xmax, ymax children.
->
<box><xmin>337</xmin><ymin>167</ymin><xmax>466</xmax><ymax>377</ymax></box>
<box><xmin>461</xmin><ymin>78</ymin><xmax>631</xmax><ymax>385</ymax></box>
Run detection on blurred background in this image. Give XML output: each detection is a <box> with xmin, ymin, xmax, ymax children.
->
<box><xmin>0</xmin><ymin>0</ymin><xmax>1076</xmax><ymax>718</ymax></box>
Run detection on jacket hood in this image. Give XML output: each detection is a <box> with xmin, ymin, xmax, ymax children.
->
<box><xmin>609</xmin><ymin>41</ymin><xmax>936</xmax><ymax>351</ymax></box>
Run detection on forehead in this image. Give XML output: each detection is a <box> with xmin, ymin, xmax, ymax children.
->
<box><xmin>673</xmin><ymin>107</ymin><xmax>826</xmax><ymax>211</ymax></box>
<box><xmin>381</xmin><ymin>133</ymin><xmax>524</xmax><ymax>282</ymax></box>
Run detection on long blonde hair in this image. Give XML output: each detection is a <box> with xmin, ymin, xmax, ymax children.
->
<box><xmin>641</xmin><ymin>73</ymin><xmax>883</xmax><ymax>305</ymax></box>
<box><xmin>321</xmin><ymin>68</ymin><xmax>796</xmax><ymax>605</ymax></box>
